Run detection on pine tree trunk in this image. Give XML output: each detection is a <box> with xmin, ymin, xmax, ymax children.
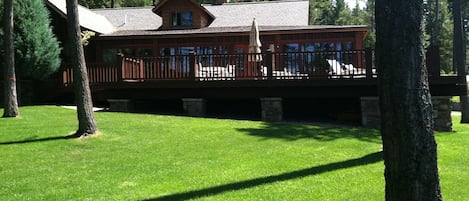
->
<box><xmin>66</xmin><ymin>0</ymin><xmax>98</xmax><ymax>136</ymax></box>
<box><xmin>2</xmin><ymin>0</ymin><xmax>20</xmax><ymax>118</ymax></box>
<box><xmin>453</xmin><ymin>0</ymin><xmax>469</xmax><ymax>123</ymax></box>
<box><xmin>375</xmin><ymin>0</ymin><xmax>442</xmax><ymax>200</ymax></box>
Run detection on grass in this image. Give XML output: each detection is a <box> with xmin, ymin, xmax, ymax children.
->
<box><xmin>0</xmin><ymin>106</ymin><xmax>467</xmax><ymax>201</ymax></box>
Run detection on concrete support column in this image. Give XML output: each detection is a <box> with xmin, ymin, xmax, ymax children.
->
<box><xmin>360</xmin><ymin>96</ymin><xmax>452</xmax><ymax>131</ymax></box>
<box><xmin>108</xmin><ymin>99</ymin><xmax>133</xmax><ymax>112</ymax></box>
<box><xmin>260</xmin><ymin>97</ymin><xmax>283</xmax><ymax>122</ymax></box>
<box><xmin>182</xmin><ymin>98</ymin><xmax>206</xmax><ymax>117</ymax></box>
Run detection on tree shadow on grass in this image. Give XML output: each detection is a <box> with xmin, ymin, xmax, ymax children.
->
<box><xmin>0</xmin><ymin>134</ymin><xmax>78</xmax><ymax>145</ymax></box>
<box><xmin>237</xmin><ymin>122</ymin><xmax>382</xmax><ymax>143</ymax></box>
<box><xmin>140</xmin><ymin>151</ymin><xmax>383</xmax><ymax>201</ymax></box>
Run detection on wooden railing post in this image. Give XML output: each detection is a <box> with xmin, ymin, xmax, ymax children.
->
<box><xmin>117</xmin><ymin>53</ymin><xmax>124</xmax><ymax>82</ymax></box>
<box><xmin>189</xmin><ymin>51</ymin><xmax>197</xmax><ymax>81</ymax></box>
<box><xmin>265</xmin><ymin>50</ymin><xmax>273</xmax><ymax>80</ymax></box>
<box><xmin>365</xmin><ymin>47</ymin><xmax>373</xmax><ymax>79</ymax></box>
<box><xmin>139</xmin><ymin>58</ymin><xmax>144</xmax><ymax>80</ymax></box>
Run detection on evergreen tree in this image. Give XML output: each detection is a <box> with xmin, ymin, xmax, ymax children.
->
<box><xmin>363</xmin><ymin>0</ymin><xmax>376</xmax><ymax>47</ymax></box>
<box><xmin>79</xmin><ymin>0</ymin><xmax>108</xmax><ymax>8</ymax></box>
<box><xmin>333</xmin><ymin>0</ymin><xmax>352</xmax><ymax>25</ymax></box>
<box><xmin>79</xmin><ymin>0</ymin><xmax>155</xmax><ymax>8</ymax></box>
<box><xmin>424</xmin><ymin>0</ymin><xmax>454</xmax><ymax>74</ymax></box>
<box><xmin>0</xmin><ymin>0</ymin><xmax>61</xmax><ymax>80</ymax></box>
<box><xmin>309</xmin><ymin>0</ymin><xmax>334</xmax><ymax>25</ymax></box>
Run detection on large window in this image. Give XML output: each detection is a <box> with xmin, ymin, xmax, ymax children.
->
<box><xmin>283</xmin><ymin>43</ymin><xmax>300</xmax><ymax>72</ymax></box>
<box><xmin>160</xmin><ymin>47</ymin><xmax>194</xmax><ymax>72</ymax></box>
<box><xmin>171</xmin><ymin>11</ymin><xmax>193</xmax><ymax>27</ymax></box>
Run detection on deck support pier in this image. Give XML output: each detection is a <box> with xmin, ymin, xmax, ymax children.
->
<box><xmin>260</xmin><ymin>97</ymin><xmax>283</xmax><ymax>122</ymax></box>
<box><xmin>108</xmin><ymin>99</ymin><xmax>134</xmax><ymax>112</ymax></box>
<box><xmin>360</xmin><ymin>96</ymin><xmax>452</xmax><ymax>131</ymax></box>
<box><xmin>182</xmin><ymin>98</ymin><xmax>206</xmax><ymax>117</ymax></box>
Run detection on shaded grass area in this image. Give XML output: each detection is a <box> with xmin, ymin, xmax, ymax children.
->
<box><xmin>0</xmin><ymin>106</ymin><xmax>467</xmax><ymax>200</ymax></box>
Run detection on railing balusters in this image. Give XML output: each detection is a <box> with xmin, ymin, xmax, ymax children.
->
<box><xmin>60</xmin><ymin>49</ymin><xmax>381</xmax><ymax>85</ymax></box>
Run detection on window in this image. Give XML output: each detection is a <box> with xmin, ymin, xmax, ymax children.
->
<box><xmin>103</xmin><ymin>49</ymin><xmax>117</xmax><ymax>63</ymax></box>
<box><xmin>171</xmin><ymin>11</ymin><xmax>193</xmax><ymax>27</ymax></box>
<box><xmin>160</xmin><ymin>47</ymin><xmax>194</xmax><ymax>72</ymax></box>
<box><xmin>283</xmin><ymin>43</ymin><xmax>300</xmax><ymax>72</ymax></box>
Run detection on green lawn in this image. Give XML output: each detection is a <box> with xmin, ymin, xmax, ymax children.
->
<box><xmin>0</xmin><ymin>106</ymin><xmax>467</xmax><ymax>201</ymax></box>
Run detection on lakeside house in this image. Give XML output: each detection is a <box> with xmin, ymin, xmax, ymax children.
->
<box><xmin>39</xmin><ymin>0</ymin><xmax>463</xmax><ymax>131</ymax></box>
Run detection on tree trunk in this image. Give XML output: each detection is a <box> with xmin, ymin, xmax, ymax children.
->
<box><xmin>2</xmin><ymin>0</ymin><xmax>20</xmax><ymax>118</ymax></box>
<box><xmin>453</xmin><ymin>0</ymin><xmax>469</xmax><ymax>123</ymax></box>
<box><xmin>66</xmin><ymin>0</ymin><xmax>98</xmax><ymax>136</ymax></box>
<box><xmin>375</xmin><ymin>0</ymin><xmax>442</xmax><ymax>200</ymax></box>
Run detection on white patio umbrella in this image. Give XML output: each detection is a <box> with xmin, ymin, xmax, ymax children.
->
<box><xmin>248</xmin><ymin>18</ymin><xmax>262</xmax><ymax>62</ymax></box>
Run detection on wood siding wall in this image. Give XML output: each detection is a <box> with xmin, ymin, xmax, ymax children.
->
<box><xmin>158</xmin><ymin>0</ymin><xmax>211</xmax><ymax>29</ymax></box>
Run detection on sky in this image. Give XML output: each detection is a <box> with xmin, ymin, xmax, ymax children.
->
<box><xmin>344</xmin><ymin>0</ymin><xmax>366</xmax><ymax>9</ymax></box>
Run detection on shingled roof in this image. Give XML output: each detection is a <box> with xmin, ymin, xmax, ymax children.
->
<box><xmin>93</xmin><ymin>7</ymin><xmax>161</xmax><ymax>31</ymax></box>
<box><xmin>46</xmin><ymin>0</ymin><xmax>313</xmax><ymax>36</ymax></box>
<box><xmin>45</xmin><ymin>0</ymin><xmax>116</xmax><ymax>34</ymax></box>
<box><xmin>203</xmin><ymin>0</ymin><xmax>309</xmax><ymax>27</ymax></box>
<box><xmin>95</xmin><ymin>0</ymin><xmax>309</xmax><ymax>35</ymax></box>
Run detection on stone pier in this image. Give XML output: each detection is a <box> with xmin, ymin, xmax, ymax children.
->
<box><xmin>108</xmin><ymin>99</ymin><xmax>134</xmax><ymax>112</ymax></box>
<box><xmin>360</xmin><ymin>96</ymin><xmax>452</xmax><ymax>131</ymax></box>
<box><xmin>260</xmin><ymin>97</ymin><xmax>283</xmax><ymax>122</ymax></box>
<box><xmin>182</xmin><ymin>98</ymin><xmax>206</xmax><ymax>117</ymax></box>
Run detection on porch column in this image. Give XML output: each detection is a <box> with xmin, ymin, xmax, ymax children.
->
<box><xmin>360</xmin><ymin>96</ymin><xmax>452</xmax><ymax>131</ymax></box>
<box><xmin>182</xmin><ymin>98</ymin><xmax>206</xmax><ymax>117</ymax></box>
<box><xmin>260</xmin><ymin>97</ymin><xmax>283</xmax><ymax>122</ymax></box>
<box><xmin>108</xmin><ymin>99</ymin><xmax>134</xmax><ymax>112</ymax></box>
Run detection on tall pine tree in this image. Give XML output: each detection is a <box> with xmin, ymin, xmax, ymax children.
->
<box><xmin>2</xmin><ymin>0</ymin><xmax>19</xmax><ymax>118</ymax></box>
<box><xmin>376</xmin><ymin>0</ymin><xmax>443</xmax><ymax>199</ymax></box>
<box><xmin>66</xmin><ymin>0</ymin><xmax>98</xmax><ymax>137</ymax></box>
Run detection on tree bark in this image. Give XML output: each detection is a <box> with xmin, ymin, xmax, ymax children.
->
<box><xmin>2</xmin><ymin>0</ymin><xmax>20</xmax><ymax>118</ymax></box>
<box><xmin>66</xmin><ymin>0</ymin><xmax>98</xmax><ymax>136</ymax></box>
<box><xmin>453</xmin><ymin>0</ymin><xmax>469</xmax><ymax>123</ymax></box>
<box><xmin>375</xmin><ymin>0</ymin><xmax>442</xmax><ymax>200</ymax></box>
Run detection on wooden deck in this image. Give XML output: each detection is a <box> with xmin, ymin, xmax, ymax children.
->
<box><xmin>57</xmin><ymin>49</ymin><xmax>467</xmax><ymax>102</ymax></box>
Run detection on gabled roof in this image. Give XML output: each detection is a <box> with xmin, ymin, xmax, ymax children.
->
<box><xmin>204</xmin><ymin>0</ymin><xmax>309</xmax><ymax>27</ymax></box>
<box><xmin>152</xmin><ymin>0</ymin><xmax>215</xmax><ymax>20</ymax></box>
<box><xmin>45</xmin><ymin>0</ymin><xmax>116</xmax><ymax>34</ymax></box>
<box><xmin>93</xmin><ymin>7</ymin><xmax>161</xmax><ymax>31</ymax></box>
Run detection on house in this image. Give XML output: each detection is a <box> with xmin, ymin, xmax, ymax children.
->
<box><xmin>46</xmin><ymin>0</ymin><xmax>368</xmax><ymax>65</ymax></box>
<box><xmin>41</xmin><ymin>0</ymin><xmax>463</xmax><ymax>130</ymax></box>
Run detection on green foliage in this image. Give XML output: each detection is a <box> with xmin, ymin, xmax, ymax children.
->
<box><xmin>79</xmin><ymin>0</ymin><xmax>155</xmax><ymax>8</ymax></box>
<box><xmin>0</xmin><ymin>0</ymin><xmax>61</xmax><ymax>80</ymax></box>
<box><xmin>309</xmin><ymin>0</ymin><xmax>334</xmax><ymax>25</ymax></box>
<box><xmin>309</xmin><ymin>0</ymin><xmax>375</xmax><ymax>47</ymax></box>
<box><xmin>78</xmin><ymin>0</ymin><xmax>108</xmax><ymax>8</ymax></box>
<box><xmin>424</xmin><ymin>0</ymin><xmax>455</xmax><ymax>74</ymax></box>
<box><xmin>0</xmin><ymin>106</ymin><xmax>468</xmax><ymax>200</ymax></box>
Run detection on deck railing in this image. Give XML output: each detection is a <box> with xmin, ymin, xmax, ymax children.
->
<box><xmin>62</xmin><ymin>62</ymin><xmax>120</xmax><ymax>85</ymax></box>
<box><xmin>61</xmin><ymin>49</ymin><xmax>378</xmax><ymax>85</ymax></box>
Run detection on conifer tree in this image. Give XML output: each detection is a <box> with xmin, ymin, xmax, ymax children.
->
<box><xmin>0</xmin><ymin>0</ymin><xmax>61</xmax><ymax>80</ymax></box>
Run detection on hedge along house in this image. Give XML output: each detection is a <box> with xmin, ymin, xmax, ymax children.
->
<box><xmin>43</xmin><ymin>0</ymin><xmax>464</xmax><ymax>130</ymax></box>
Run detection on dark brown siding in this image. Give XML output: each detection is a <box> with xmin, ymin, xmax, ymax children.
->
<box><xmin>158</xmin><ymin>0</ymin><xmax>211</xmax><ymax>29</ymax></box>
